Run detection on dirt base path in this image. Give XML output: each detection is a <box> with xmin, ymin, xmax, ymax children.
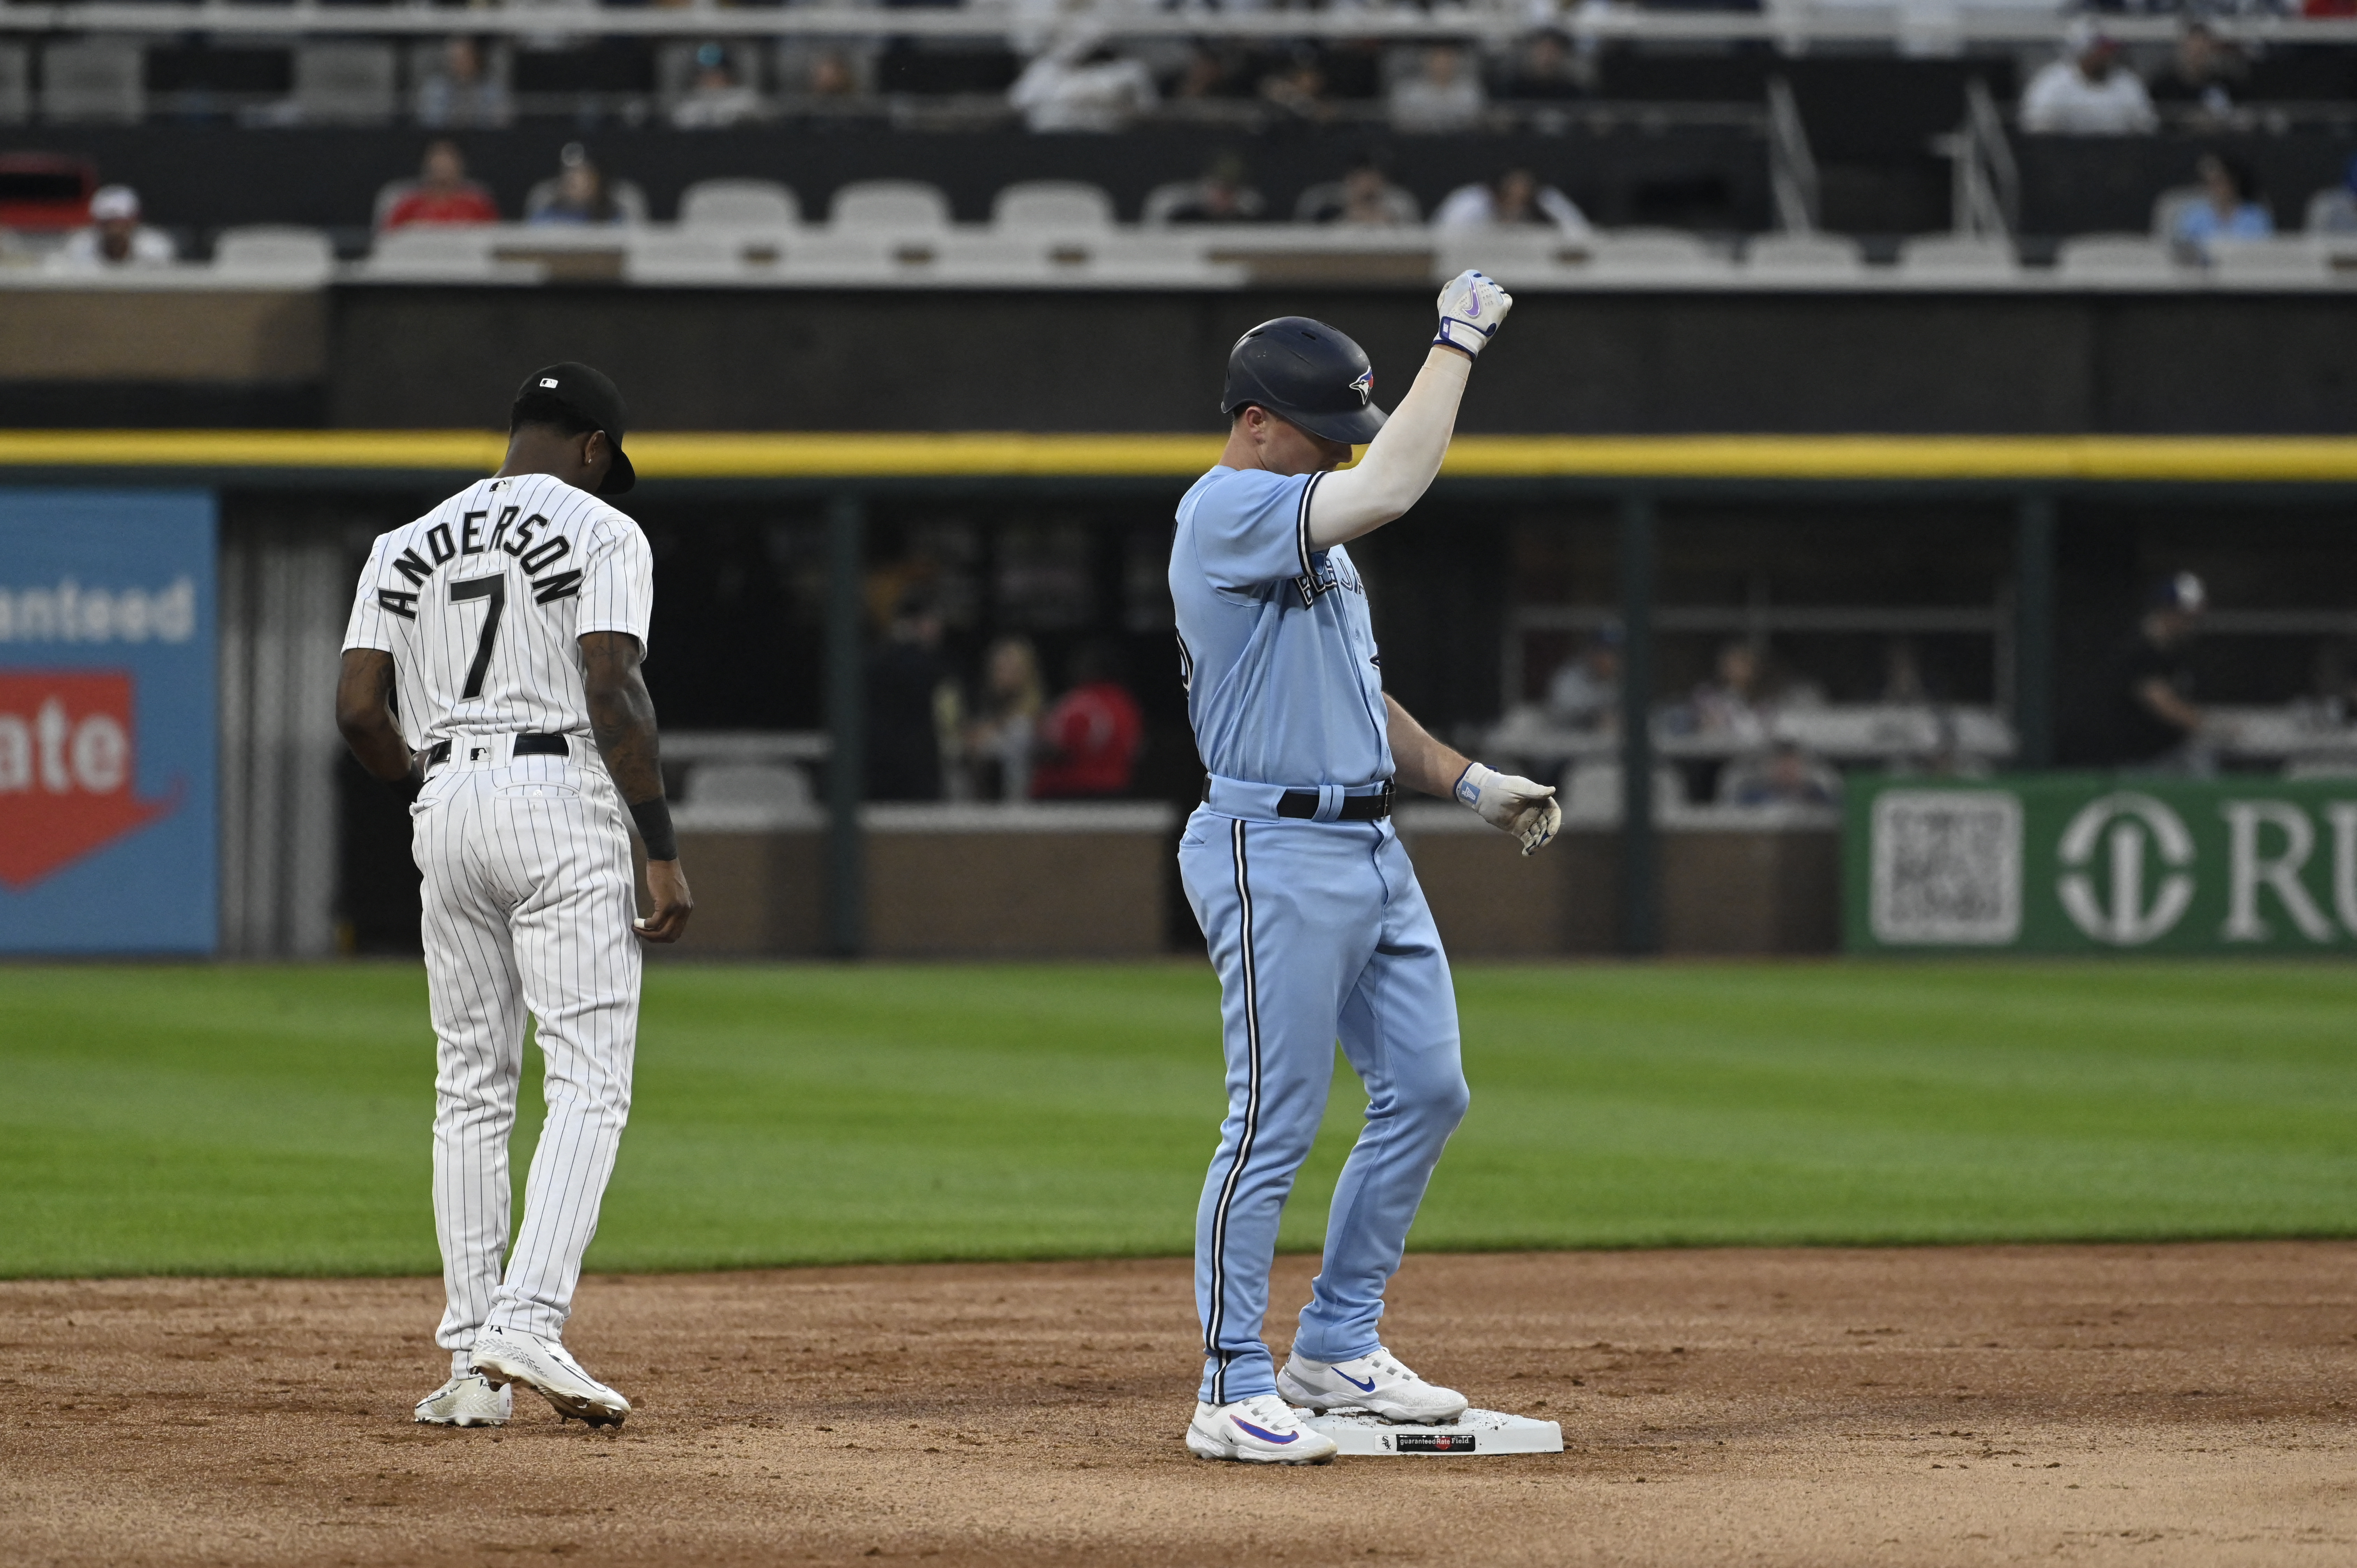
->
<box><xmin>5</xmin><ymin>1244</ymin><xmax>2355</xmax><ymax>1567</ymax></box>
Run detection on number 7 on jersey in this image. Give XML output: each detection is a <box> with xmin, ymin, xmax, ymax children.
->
<box><xmin>450</xmin><ymin>575</ymin><xmax>507</xmax><ymax>700</ymax></box>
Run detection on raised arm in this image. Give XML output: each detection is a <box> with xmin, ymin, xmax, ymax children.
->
<box><xmin>1306</xmin><ymin>270</ymin><xmax>1512</xmax><ymax>548</ymax></box>
<box><xmin>581</xmin><ymin>630</ymin><xmax>694</xmax><ymax>944</ymax></box>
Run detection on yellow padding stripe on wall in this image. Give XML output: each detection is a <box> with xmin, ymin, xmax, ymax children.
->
<box><xmin>0</xmin><ymin>431</ymin><xmax>2354</xmax><ymax>482</ymax></box>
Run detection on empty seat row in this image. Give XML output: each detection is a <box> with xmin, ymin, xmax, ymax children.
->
<box><xmin>0</xmin><ymin>40</ymin><xmax>411</xmax><ymax>124</ymax></box>
<box><xmin>671</xmin><ymin>179</ymin><xmax>1112</xmax><ymax>233</ymax></box>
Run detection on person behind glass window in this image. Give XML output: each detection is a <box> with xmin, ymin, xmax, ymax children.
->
<box><xmin>1389</xmin><ymin>45</ymin><xmax>1487</xmax><ymax>134</ymax></box>
<box><xmin>2021</xmin><ymin>22</ymin><xmax>2157</xmax><ymax>135</ymax></box>
<box><xmin>415</xmin><ymin>37</ymin><xmax>511</xmax><ymax>129</ymax></box>
<box><xmin>672</xmin><ymin>44</ymin><xmax>765</xmax><ymax>129</ymax></box>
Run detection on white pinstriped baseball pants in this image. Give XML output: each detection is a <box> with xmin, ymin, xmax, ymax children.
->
<box><xmin>410</xmin><ymin>745</ymin><xmax>641</xmax><ymax>1368</ymax></box>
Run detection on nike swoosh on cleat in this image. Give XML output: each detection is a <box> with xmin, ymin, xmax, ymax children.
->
<box><xmin>1337</xmin><ymin>1370</ymin><xmax>1377</xmax><ymax>1392</ymax></box>
<box><xmin>1233</xmin><ymin>1420</ymin><xmax>1297</xmax><ymax>1444</ymax></box>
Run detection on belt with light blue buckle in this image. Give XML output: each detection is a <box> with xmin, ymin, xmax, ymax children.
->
<box><xmin>1201</xmin><ymin>775</ymin><xmax>1394</xmax><ymax>823</ymax></box>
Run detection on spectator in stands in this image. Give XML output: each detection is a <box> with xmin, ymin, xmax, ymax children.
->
<box><xmin>526</xmin><ymin>143</ymin><xmax>628</xmax><ymax>226</ymax></box>
<box><xmin>1145</xmin><ymin>155</ymin><xmax>1266</xmax><ymax>225</ymax></box>
<box><xmin>1545</xmin><ymin>628</ymin><xmax>1621</xmax><ymax>733</ymax></box>
<box><xmin>49</xmin><ymin>185</ymin><xmax>173</xmax><ymax>270</ymax></box>
<box><xmin>415</xmin><ymin>37</ymin><xmax>511</xmax><ymax>130</ymax></box>
<box><xmin>2309</xmin><ymin>153</ymin><xmax>2357</xmax><ymax>234</ymax></box>
<box><xmin>963</xmin><ymin>635</ymin><xmax>1044</xmax><ymax>803</ymax></box>
<box><xmin>1295</xmin><ymin>159</ymin><xmax>1421</xmax><ymax>226</ymax></box>
<box><xmin>2020</xmin><ymin>23</ymin><xmax>2157</xmax><ymax>136</ymax></box>
<box><xmin>1719</xmin><ymin>742</ymin><xmax>1842</xmax><ymax>810</ymax></box>
<box><xmin>2073</xmin><ymin>572</ymin><xmax>2213</xmax><ymax>770</ymax></box>
<box><xmin>866</xmin><ymin>590</ymin><xmax>956</xmax><ymax>802</ymax></box>
<box><xmin>671</xmin><ymin>44</ymin><xmax>765</xmax><ymax>130</ymax></box>
<box><xmin>1686</xmin><ymin>640</ymin><xmax>1769</xmax><ymax>742</ymax></box>
<box><xmin>377</xmin><ymin>140</ymin><xmax>499</xmax><ymax>230</ymax></box>
<box><xmin>808</xmin><ymin>49</ymin><xmax>862</xmax><ymax>101</ymax></box>
<box><xmin>1433</xmin><ymin>168</ymin><xmax>1589</xmax><ymax>235</ymax></box>
<box><xmin>1389</xmin><ymin>45</ymin><xmax>1487</xmax><ymax>134</ymax></box>
<box><xmin>1881</xmin><ymin>636</ymin><xmax>1931</xmax><ymax>705</ymax></box>
<box><xmin>1259</xmin><ymin>49</ymin><xmax>1336</xmax><ymax>125</ymax></box>
<box><xmin>2173</xmin><ymin>153</ymin><xmax>2273</xmax><ymax>257</ymax></box>
<box><xmin>2146</xmin><ymin>22</ymin><xmax>2243</xmax><ymax>125</ymax></box>
<box><xmin>1173</xmin><ymin>46</ymin><xmax>1249</xmax><ymax>102</ymax></box>
<box><xmin>1011</xmin><ymin>31</ymin><xmax>1158</xmax><ymax>134</ymax></box>
<box><xmin>1502</xmin><ymin>31</ymin><xmax>1592</xmax><ymax>100</ymax></box>
<box><xmin>1030</xmin><ymin>641</ymin><xmax>1144</xmax><ymax>800</ymax></box>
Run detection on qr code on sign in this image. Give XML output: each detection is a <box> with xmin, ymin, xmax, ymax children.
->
<box><xmin>1869</xmin><ymin>790</ymin><xmax>2023</xmax><ymax>945</ymax></box>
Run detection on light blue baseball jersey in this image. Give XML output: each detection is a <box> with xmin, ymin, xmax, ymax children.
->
<box><xmin>1170</xmin><ymin>465</ymin><xmax>1393</xmax><ymax>788</ymax></box>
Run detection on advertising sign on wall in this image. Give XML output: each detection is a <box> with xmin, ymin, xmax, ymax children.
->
<box><xmin>0</xmin><ymin>490</ymin><xmax>217</xmax><ymax>953</ymax></box>
<box><xmin>1847</xmin><ymin>773</ymin><xmax>2357</xmax><ymax>954</ymax></box>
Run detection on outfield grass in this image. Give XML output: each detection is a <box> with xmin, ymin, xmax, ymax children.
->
<box><xmin>3</xmin><ymin>961</ymin><xmax>2355</xmax><ymax>1278</ymax></box>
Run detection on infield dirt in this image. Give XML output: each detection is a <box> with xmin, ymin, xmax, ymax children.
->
<box><xmin>5</xmin><ymin>1243</ymin><xmax>2353</xmax><ymax>1567</ymax></box>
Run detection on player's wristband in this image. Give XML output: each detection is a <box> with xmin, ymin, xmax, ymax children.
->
<box><xmin>628</xmin><ymin>795</ymin><xmax>679</xmax><ymax>862</ymax></box>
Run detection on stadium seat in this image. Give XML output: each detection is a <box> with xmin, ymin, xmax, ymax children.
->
<box><xmin>1576</xmin><ymin>229</ymin><xmax>1732</xmax><ymax>283</ymax></box>
<box><xmin>689</xmin><ymin>763</ymin><xmax>814</xmax><ymax>809</ymax></box>
<box><xmin>2209</xmin><ymin>238</ymin><xmax>2331</xmax><ymax>288</ymax></box>
<box><xmin>2304</xmin><ymin>185</ymin><xmax>2357</xmax><ymax>236</ymax></box>
<box><xmin>292</xmin><ymin>43</ymin><xmax>398</xmax><ymax>125</ymax></box>
<box><xmin>2149</xmin><ymin>185</ymin><xmax>2205</xmax><ymax>240</ymax></box>
<box><xmin>626</xmin><ymin>229</ymin><xmax>774</xmax><ymax>284</ymax></box>
<box><xmin>2055</xmin><ymin>234</ymin><xmax>2184</xmax><ymax>285</ymax></box>
<box><xmin>1896</xmin><ymin>234</ymin><xmax>2018</xmax><ymax>282</ymax></box>
<box><xmin>1742</xmin><ymin>232</ymin><xmax>1865</xmax><ymax>281</ymax></box>
<box><xmin>1557</xmin><ymin>763</ymin><xmax>1684</xmax><ymax>827</ymax></box>
<box><xmin>991</xmin><ymin>181</ymin><xmax>1116</xmax><ymax>232</ymax></box>
<box><xmin>0</xmin><ymin>43</ymin><xmax>28</xmax><ymax>125</ymax></box>
<box><xmin>39</xmin><ymin>41</ymin><xmax>144</xmax><ymax>125</ymax></box>
<box><xmin>831</xmin><ymin>180</ymin><xmax>952</xmax><ymax>231</ymax></box>
<box><xmin>211</xmin><ymin>226</ymin><xmax>335</xmax><ymax>282</ymax></box>
<box><xmin>678</xmin><ymin>179</ymin><xmax>799</xmax><ymax>230</ymax></box>
<box><xmin>364</xmin><ymin>225</ymin><xmax>512</xmax><ymax>281</ymax></box>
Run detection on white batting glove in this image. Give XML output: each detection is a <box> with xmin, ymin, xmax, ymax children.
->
<box><xmin>1454</xmin><ymin>761</ymin><xmax>1562</xmax><ymax>857</ymax></box>
<box><xmin>1434</xmin><ymin>269</ymin><xmax>1513</xmax><ymax>357</ymax></box>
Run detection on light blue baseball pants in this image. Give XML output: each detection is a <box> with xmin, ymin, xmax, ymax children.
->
<box><xmin>1177</xmin><ymin>803</ymin><xmax>1470</xmax><ymax>1406</ymax></box>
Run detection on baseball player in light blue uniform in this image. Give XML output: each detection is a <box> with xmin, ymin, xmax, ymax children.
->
<box><xmin>1175</xmin><ymin>275</ymin><xmax>1564</xmax><ymax>1464</ymax></box>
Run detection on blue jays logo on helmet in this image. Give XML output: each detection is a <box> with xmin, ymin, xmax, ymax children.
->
<box><xmin>1348</xmin><ymin>367</ymin><xmax>1374</xmax><ymax>406</ymax></box>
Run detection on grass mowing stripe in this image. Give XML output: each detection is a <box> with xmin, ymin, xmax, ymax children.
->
<box><xmin>2</xmin><ymin>960</ymin><xmax>2354</xmax><ymax>1277</ymax></box>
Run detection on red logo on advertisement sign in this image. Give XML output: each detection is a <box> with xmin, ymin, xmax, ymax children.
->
<box><xmin>0</xmin><ymin>671</ymin><xmax>180</xmax><ymax>890</ymax></box>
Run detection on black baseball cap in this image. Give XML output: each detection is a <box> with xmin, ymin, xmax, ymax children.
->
<box><xmin>1220</xmin><ymin>316</ymin><xmax>1387</xmax><ymax>446</ymax></box>
<box><xmin>514</xmin><ymin>361</ymin><xmax>635</xmax><ymax>495</ymax></box>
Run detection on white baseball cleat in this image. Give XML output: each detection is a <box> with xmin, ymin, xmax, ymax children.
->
<box><xmin>470</xmin><ymin>1327</ymin><xmax>631</xmax><ymax>1427</ymax></box>
<box><xmin>1277</xmin><ymin>1347</ymin><xmax>1469</xmax><ymax>1425</ymax></box>
<box><xmin>1186</xmin><ymin>1395</ymin><xmax>1339</xmax><ymax>1465</ymax></box>
<box><xmin>413</xmin><ymin>1368</ymin><xmax>512</xmax><ymax>1428</ymax></box>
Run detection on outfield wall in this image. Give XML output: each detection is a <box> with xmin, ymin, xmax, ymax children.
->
<box><xmin>5</xmin><ymin>437</ymin><xmax>2356</xmax><ymax>959</ymax></box>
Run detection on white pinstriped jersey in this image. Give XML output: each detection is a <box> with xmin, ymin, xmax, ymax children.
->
<box><xmin>342</xmin><ymin>473</ymin><xmax>652</xmax><ymax>749</ymax></box>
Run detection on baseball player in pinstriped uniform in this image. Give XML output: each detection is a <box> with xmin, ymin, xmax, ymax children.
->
<box><xmin>1175</xmin><ymin>275</ymin><xmax>1562</xmax><ymax>1464</ymax></box>
<box><xmin>336</xmin><ymin>363</ymin><xmax>693</xmax><ymax>1430</ymax></box>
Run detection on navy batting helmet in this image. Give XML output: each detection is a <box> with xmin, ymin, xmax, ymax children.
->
<box><xmin>1220</xmin><ymin>316</ymin><xmax>1387</xmax><ymax>445</ymax></box>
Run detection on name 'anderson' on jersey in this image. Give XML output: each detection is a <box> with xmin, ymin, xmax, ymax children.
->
<box><xmin>341</xmin><ymin>471</ymin><xmax>653</xmax><ymax>749</ymax></box>
<box><xmin>1170</xmin><ymin>465</ymin><xmax>1393</xmax><ymax>788</ymax></box>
